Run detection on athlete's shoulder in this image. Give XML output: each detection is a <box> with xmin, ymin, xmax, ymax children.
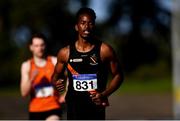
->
<box><xmin>49</xmin><ymin>55</ymin><xmax>56</xmax><ymax>59</ymax></box>
<box><xmin>57</xmin><ymin>45</ymin><xmax>70</xmax><ymax>63</ymax></box>
<box><xmin>100</xmin><ymin>42</ymin><xmax>115</xmax><ymax>61</ymax></box>
<box><xmin>21</xmin><ymin>59</ymin><xmax>31</xmax><ymax>71</ymax></box>
<box><xmin>58</xmin><ymin>45</ymin><xmax>69</xmax><ymax>56</ymax></box>
<box><xmin>49</xmin><ymin>56</ymin><xmax>57</xmax><ymax>65</ymax></box>
<box><xmin>101</xmin><ymin>42</ymin><xmax>114</xmax><ymax>53</ymax></box>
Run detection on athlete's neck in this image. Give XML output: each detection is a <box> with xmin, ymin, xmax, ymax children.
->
<box><xmin>33</xmin><ymin>56</ymin><xmax>47</xmax><ymax>67</ymax></box>
<box><xmin>76</xmin><ymin>39</ymin><xmax>94</xmax><ymax>52</ymax></box>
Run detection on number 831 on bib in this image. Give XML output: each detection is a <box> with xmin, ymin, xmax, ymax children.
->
<box><xmin>72</xmin><ymin>74</ymin><xmax>97</xmax><ymax>91</ymax></box>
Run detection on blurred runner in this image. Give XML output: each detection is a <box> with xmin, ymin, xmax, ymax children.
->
<box><xmin>20</xmin><ymin>33</ymin><xmax>65</xmax><ymax>120</ymax></box>
<box><xmin>52</xmin><ymin>7</ymin><xmax>124</xmax><ymax>120</ymax></box>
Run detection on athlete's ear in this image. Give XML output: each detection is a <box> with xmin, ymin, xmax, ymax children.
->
<box><xmin>29</xmin><ymin>44</ymin><xmax>33</xmax><ymax>52</ymax></box>
<box><xmin>75</xmin><ymin>25</ymin><xmax>78</xmax><ymax>31</ymax></box>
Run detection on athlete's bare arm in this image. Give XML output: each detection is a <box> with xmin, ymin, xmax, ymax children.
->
<box><xmin>20</xmin><ymin>61</ymin><xmax>36</xmax><ymax>97</ymax></box>
<box><xmin>100</xmin><ymin>43</ymin><xmax>123</xmax><ymax>97</ymax></box>
<box><xmin>51</xmin><ymin>46</ymin><xmax>69</xmax><ymax>92</ymax></box>
<box><xmin>91</xmin><ymin>43</ymin><xmax>123</xmax><ymax>104</ymax></box>
<box><xmin>51</xmin><ymin>56</ymin><xmax>57</xmax><ymax>65</ymax></box>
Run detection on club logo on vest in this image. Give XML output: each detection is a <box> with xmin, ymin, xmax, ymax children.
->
<box><xmin>90</xmin><ymin>54</ymin><xmax>98</xmax><ymax>65</ymax></box>
<box><xmin>70</xmin><ymin>58</ymin><xmax>83</xmax><ymax>63</ymax></box>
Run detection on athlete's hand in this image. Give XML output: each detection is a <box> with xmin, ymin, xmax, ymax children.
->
<box><xmin>58</xmin><ymin>93</ymin><xmax>66</xmax><ymax>103</ymax></box>
<box><xmin>91</xmin><ymin>92</ymin><xmax>102</xmax><ymax>105</ymax></box>
<box><xmin>90</xmin><ymin>92</ymin><xmax>104</xmax><ymax>106</ymax></box>
<box><xmin>55</xmin><ymin>79</ymin><xmax>65</xmax><ymax>93</ymax></box>
<box><xmin>90</xmin><ymin>91</ymin><xmax>109</xmax><ymax>106</ymax></box>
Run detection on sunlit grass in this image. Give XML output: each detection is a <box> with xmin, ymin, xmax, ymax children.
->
<box><xmin>0</xmin><ymin>77</ymin><xmax>172</xmax><ymax>97</ymax></box>
<box><xmin>0</xmin><ymin>85</ymin><xmax>20</xmax><ymax>97</ymax></box>
<box><xmin>116</xmin><ymin>77</ymin><xmax>172</xmax><ymax>94</ymax></box>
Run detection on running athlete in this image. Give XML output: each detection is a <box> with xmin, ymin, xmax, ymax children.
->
<box><xmin>52</xmin><ymin>7</ymin><xmax>124</xmax><ymax>120</ymax></box>
<box><xmin>20</xmin><ymin>33</ymin><xmax>65</xmax><ymax>120</ymax></box>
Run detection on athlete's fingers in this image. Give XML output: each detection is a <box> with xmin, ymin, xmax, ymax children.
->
<box><xmin>91</xmin><ymin>96</ymin><xmax>98</xmax><ymax>101</ymax></box>
<box><xmin>56</xmin><ymin>85</ymin><xmax>64</xmax><ymax>89</ymax></box>
<box><xmin>91</xmin><ymin>93</ymin><xmax>101</xmax><ymax>103</ymax></box>
<box><xmin>56</xmin><ymin>86</ymin><xmax>64</xmax><ymax>91</ymax></box>
<box><xmin>55</xmin><ymin>80</ymin><xmax>65</xmax><ymax>92</ymax></box>
<box><xmin>56</xmin><ymin>83</ymin><xmax>64</xmax><ymax>88</ymax></box>
<box><xmin>56</xmin><ymin>87</ymin><xmax>64</xmax><ymax>92</ymax></box>
<box><xmin>56</xmin><ymin>83</ymin><xmax>64</xmax><ymax>87</ymax></box>
<box><xmin>56</xmin><ymin>79</ymin><xmax>63</xmax><ymax>84</ymax></box>
<box><xmin>55</xmin><ymin>80</ymin><xmax>64</xmax><ymax>86</ymax></box>
<box><xmin>56</xmin><ymin>84</ymin><xmax>64</xmax><ymax>90</ymax></box>
<box><xmin>56</xmin><ymin>85</ymin><xmax>64</xmax><ymax>90</ymax></box>
<box><xmin>90</xmin><ymin>93</ymin><xmax>96</xmax><ymax>98</ymax></box>
<box><xmin>91</xmin><ymin>93</ymin><xmax>101</xmax><ymax>100</ymax></box>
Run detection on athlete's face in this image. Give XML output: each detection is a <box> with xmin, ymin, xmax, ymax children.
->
<box><xmin>30</xmin><ymin>37</ymin><xmax>46</xmax><ymax>58</ymax></box>
<box><xmin>75</xmin><ymin>14</ymin><xmax>95</xmax><ymax>39</ymax></box>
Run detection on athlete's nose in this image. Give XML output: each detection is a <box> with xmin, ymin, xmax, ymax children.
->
<box><xmin>84</xmin><ymin>23</ymin><xmax>89</xmax><ymax>30</ymax></box>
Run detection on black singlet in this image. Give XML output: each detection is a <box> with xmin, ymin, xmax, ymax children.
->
<box><xmin>65</xmin><ymin>40</ymin><xmax>108</xmax><ymax>120</ymax></box>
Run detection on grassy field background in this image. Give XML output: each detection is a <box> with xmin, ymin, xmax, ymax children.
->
<box><xmin>0</xmin><ymin>76</ymin><xmax>173</xmax><ymax>119</ymax></box>
<box><xmin>0</xmin><ymin>77</ymin><xmax>172</xmax><ymax>96</ymax></box>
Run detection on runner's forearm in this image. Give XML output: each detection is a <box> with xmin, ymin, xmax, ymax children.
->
<box><xmin>51</xmin><ymin>72</ymin><xmax>60</xmax><ymax>85</ymax></box>
<box><xmin>21</xmin><ymin>80</ymin><xmax>32</xmax><ymax>97</ymax></box>
<box><xmin>101</xmin><ymin>74</ymin><xmax>123</xmax><ymax>97</ymax></box>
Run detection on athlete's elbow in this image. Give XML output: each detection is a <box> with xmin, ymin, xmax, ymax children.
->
<box><xmin>116</xmin><ymin>73</ymin><xmax>124</xmax><ymax>87</ymax></box>
<box><xmin>51</xmin><ymin>73</ymin><xmax>58</xmax><ymax>85</ymax></box>
<box><xmin>20</xmin><ymin>89</ymin><xmax>29</xmax><ymax>98</ymax></box>
<box><xmin>21</xmin><ymin>92</ymin><xmax>28</xmax><ymax>98</ymax></box>
<box><xmin>118</xmin><ymin>70</ymin><xmax>124</xmax><ymax>84</ymax></box>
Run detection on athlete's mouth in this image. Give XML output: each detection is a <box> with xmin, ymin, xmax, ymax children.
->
<box><xmin>83</xmin><ymin>30</ymin><xmax>90</xmax><ymax>34</ymax></box>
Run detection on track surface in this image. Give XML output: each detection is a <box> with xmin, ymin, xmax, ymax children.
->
<box><xmin>0</xmin><ymin>93</ymin><xmax>173</xmax><ymax>120</ymax></box>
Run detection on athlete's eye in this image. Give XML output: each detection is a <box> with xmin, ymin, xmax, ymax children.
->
<box><xmin>80</xmin><ymin>21</ymin><xmax>86</xmax><ymax>25</ymax></box>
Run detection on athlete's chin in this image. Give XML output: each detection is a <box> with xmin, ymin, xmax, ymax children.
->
<box><xmin>36</xmin><ymin>53</ymin><xmax>44</xmax><ymax>58</ymax></box>
<box><xmin>81</xmin><ymin>35</ymin><xmax>92</xmax><ymax>40</ymax></box>
<box><xmin>81</xmin><ymin>34</ymin><xmax>89</xmax><ymax>38</ymax></box>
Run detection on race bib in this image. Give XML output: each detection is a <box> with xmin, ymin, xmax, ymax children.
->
<box><xmin>73</xmin><ymin>74</ymin><xmax>97</xmax><ymax>91</ymax></box>
<box><xmin>35</xmin><ymin>86</ymin><xmax>54</xmax><ymax>98</ymax></box>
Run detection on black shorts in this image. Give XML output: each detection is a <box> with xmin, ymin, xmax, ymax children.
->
<box><xmin>66</xmin><ymin>96</ymin><xmax>105</xmax><ymax>120</ymax></box>
<box><xmin>29</xmin><ymin>108</ymin><xmax>62</xmax><ymax>120</ymax></box>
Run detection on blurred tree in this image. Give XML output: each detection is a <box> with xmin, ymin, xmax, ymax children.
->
<box><xmin>103</xmin><ymin>0</ymin><xmax>171</xmax><ymax>73</ymax></box>
<box><xmin>0</xmin><ymin>0</ymin><xmax>171</xmax><ymax>86</ymax></box>
<box><xmin>0</xmin><ymin>0</ymin><xmax>18</xmax><ymax>86</ymax></box>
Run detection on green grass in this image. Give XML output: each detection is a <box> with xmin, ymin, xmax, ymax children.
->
<box><xmin>0</xmin><ymin>85</ymin><xmax>20</xmax><ymax>97</ymax></box>
<box><xmin>0</xmin><ymin>78</ymin><xmax>172</xmax><ymax>97</ymax></box>
<box><xmin>116</xmin><ymin>77</ymin><xmax>172</xmax><ymax>94</ymax></box>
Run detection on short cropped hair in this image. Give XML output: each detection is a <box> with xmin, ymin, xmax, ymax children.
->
<box><xmin>76</xmin><ymin>7</ymin><xmax>96</xmax><ymax>23</ymax></box>
<box><xmin>29</xmin><ymin>33</ymin><xmax>47</xmax><ymax>45</ymax></box>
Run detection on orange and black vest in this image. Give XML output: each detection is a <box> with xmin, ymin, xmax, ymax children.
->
<box><xmin>29</xmin><ymin>56</ymin><xmax>60</xmax><ymax>112</ymax></box>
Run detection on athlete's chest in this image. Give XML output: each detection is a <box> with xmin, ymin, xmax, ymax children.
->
<box><xmin>69</xmin><ymin>52</ymin><xmax>99</xmax><ymax>65</ymax></box>
<box><xmin>69</xmin><ymin>51</ymin><xmax>101</xmax><ymax>72</ymax></box>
